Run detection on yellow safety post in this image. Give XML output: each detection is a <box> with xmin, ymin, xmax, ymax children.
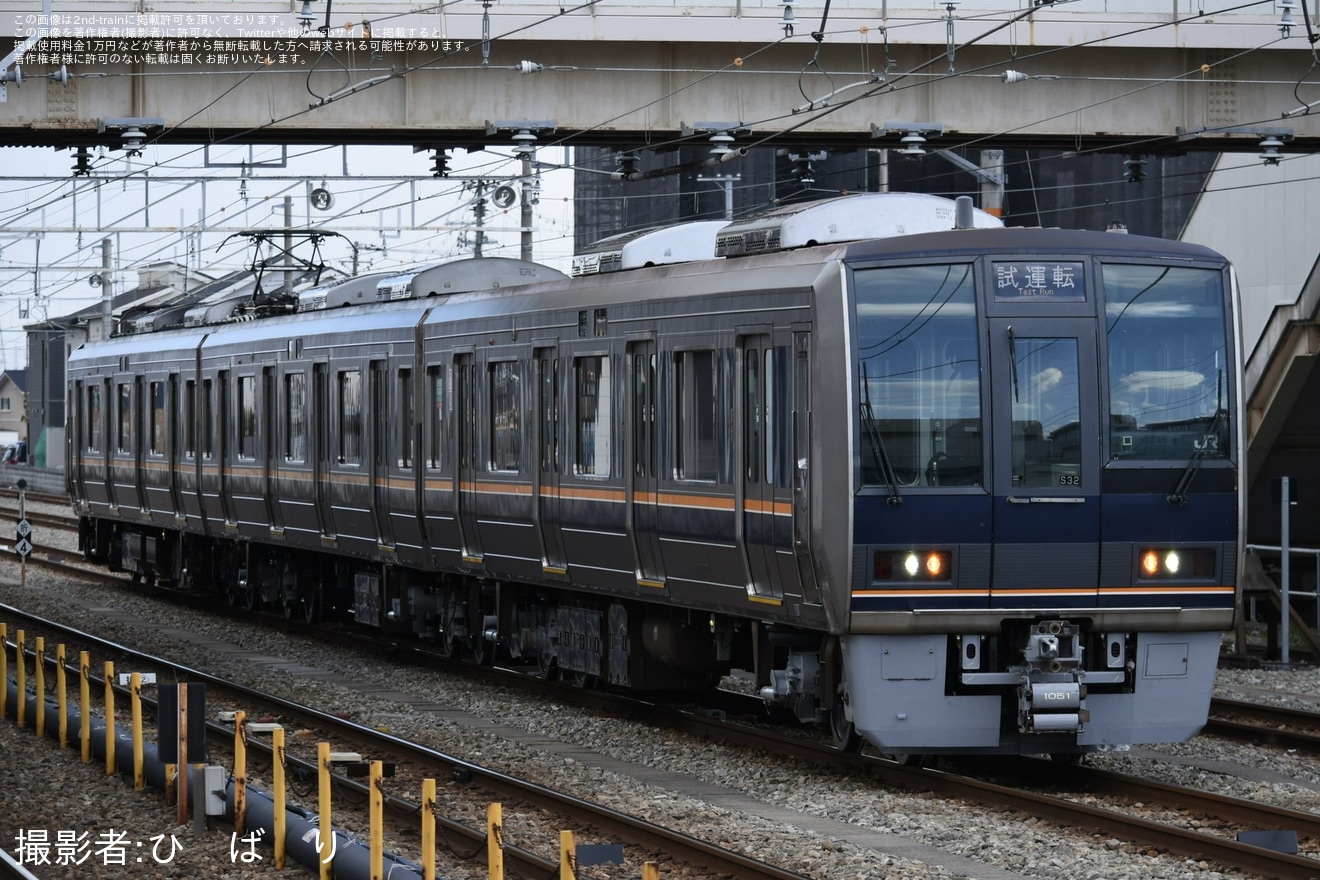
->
<box><xmin>79</xmin><ymin>652</ymin><xmax>90</xmax><ymax>763</ymax></box>
<box><xmin>175</xmin><ymin>685</ymin><xmax>190</xmax><ymax>824</ymax></box>
<box><xmin>488</xmin><ymin>802</ymin><xmax>505</xmax><ymax>880</ymax></box>
<box><xmin>56</xmin><ymin>645</ymin><xmax>67</xmax><ymax>748</ymax></box>
<box><xmin>369</xmin><ymin>760</ymin><xmax>383</xmax><ymax>880</ymax></box>
<box><xmin>643</xmin><ymin>862</ymin><xmax>660</xmax><ymax>880</ymax></box>
<box><xmin>559</xmin><ymin>830</ymin><xmax>575</xmax><ymax>880</ymax></box>
<box><xmin>0</xmin><ymin>623</ymin><xmax>7</xmax><ymax>718</ymax></box>
<box><xmin>131</xmin><ymin>673</ymin><xmax>144</xmax><ymax>790</ymax></box>
<box><xmin>104</xmin><ymin>660</ymin><xmax>115</xmax><ymax>776</ymax></box>
<box><xmin>233</xmin><ymin>711</ymin><xmax>247</xmax><ymax>834</ymax></box>
<box><xmin>318</xmin><ymin>742</ymin><xmax>332</xmax><ymax>880</ymax></box>
<box><xmin>16</xmin><ymin>629</ymin><xmax>25</xmax><ymax>728</ymax></box>
<box><xmin>273</xmin><ymin>728</ymin><xmax>287</xmax><ymax>870</ymax></box>
<box><xmin>421</xmin><ymin>779</ymin><xmax>436</xmax><ymax>880</ymax></box>
<box><xmin>34</xmin><ymin>637</ymin><xmax>45</xmax><ymax>737</ymax></box>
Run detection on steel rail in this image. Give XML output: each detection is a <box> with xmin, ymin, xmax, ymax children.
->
<box><xmin>9</xmin><ymin>569</ymin><xmax>1320</xmax><ymax>878</ymax></box>
<box><xmin>0</xmin><ymin>602</ymin><xmax>809</xmax><ymax>880</ymax></box>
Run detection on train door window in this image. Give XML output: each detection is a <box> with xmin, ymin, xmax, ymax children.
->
<box><xmin>853</xmin><ymin>263</ymin><xmax>981</xmax><ymax>488</ymax></box>
<box><xmin>285</xmin><ymin>372</ymin><xmax>307</xmax><ymax>462</ymax></box>
<box><xmin>539</xmin><ymin>356</ymin><xmax>558</xmax><ymax>474</ymax></box>
<box><xmin>794</xmin><ymin>336</ymin><xmax>809</xmax><ymax>477</ymax></box>
<box><xmin>1102</xmin><ymin>264</ymin><xmax>1230</xmax><ymax>462</ymax></box>
<box><xmin>457</xmin><ymin>361</ymin><xmax>475</xmax><ymax>471</ymax></box>
<box><xmin>765</xmin><ymin>347</ymin><xmax>780</xmax><ymax>486</ymax></box>
<box><xmin>631</xmin><ymin>351</ymin><xmax>654</xmax><ymax>478</ymax></box>
<box><xmin>574</xmin><ymin>355</ymin><xmax>611</xmax><ymax>476</ymax></box>
<box><xmin>489</xmin><ymin>360</ymin><xmax>521</xmax><ymax>472</ymax></box>
<box><xmin>427</xmin><ymin>365</ymin><xmax>446</xmax><ymax>470</ymax></box>
<box><xmin>675</xmin><ymin>349</ymin><xmax>717</xmax><ymax>482</ymax></box>
<box><xmin>399</xmin><ymin>368</ymin><xmax>414</xmax><ymax>470</ymax></box>
<box><xmin>1010</xmin><ymin>336</ymin><xmax>1081</xmax><ymax>488</ymax></box>
<box><xmin>116</xmin><ymin>382</ymin><xmax>132</xmax><ymax>454</ymax></box>
<box><xmin>338</xmin><ymin>369</ymin><xmax>362</xmax><ymax>465</ymax></box>
<box><xmin>237</xmin><ymin>375</ymin><xmax>257</xmax><ymax>460</ymax></box>
<box><xmin>744</xmin><ymin>350</ymin><xmax>761</xmax><ymax>483</ymax></box>
<box><xmin>371</xmin><ymin>362</ymin><xmax>388</xmax><ymax>470</ymax></box>
<box><xmin>87</xmin><ymin>384</ymin><xmax>102</xmax><ymax>452</ymax></box>
<box><xmin>201</xmin><ymin>379</ymin><xmax>214</xmax><ymax>459</ymax></box>
<box><xmin>149</xmin><ymin>381</ymin><xmax>166</xmax><ymax>456</ymax></box>
<box><xmin>182</xmin><ymin>380</ymin><xmax>196</xmax><ymax>459</ymax></box>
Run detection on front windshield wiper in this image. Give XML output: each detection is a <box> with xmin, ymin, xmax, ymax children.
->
<box><xmin>1168</xmin><ymin>369</ymin><xmax>1227</xmax><ymax>506</ymax></box>
<box><xmin>860</xmin><ymin>362</ymin><xmax>902</xmax><ymax>506</ymax></box>
<box><xmin>1007</xmin><ymin>324</ymin><xmax>1020</xmax><ymax>403</ymax></box>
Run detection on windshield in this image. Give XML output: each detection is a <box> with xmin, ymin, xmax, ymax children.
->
<box><xmin>854</xmin><ymin>264</ymin><xmax>982</xmax><ymax>487</ymax></box>
<box><xmin>1103</xmin><ymin>264</ymin><xmax>1230</xmax><ymax>462</ymax></box>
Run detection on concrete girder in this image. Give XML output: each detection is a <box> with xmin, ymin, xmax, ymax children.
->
<box><xmin>2</xmin><ymin>3</ymin><xmax>1319</xmax><ymax>151</ymax></box>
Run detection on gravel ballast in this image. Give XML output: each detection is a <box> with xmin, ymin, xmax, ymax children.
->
<box><xmin>2</xmin><ymin>524</ymin><xmax>1316</xmax><ymax>880</ymax></box>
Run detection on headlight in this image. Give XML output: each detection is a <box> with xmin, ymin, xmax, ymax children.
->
<box><xmin>873</xmin><ymin>550</ymin><xmax>953</xmax><ymax>583</ymax></box>
<box><xmin>1138</xmin><ymin>548</ymin><xmax>1215</xmax><ymax>579</ymax></box>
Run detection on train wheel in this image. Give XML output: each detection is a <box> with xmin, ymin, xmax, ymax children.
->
<box><xmin>829</xmin><ymin>703</ymin><xmax>862</xmax><ymax>752</ymax></box>
<box><xmin>537</xmin><ymin>651</ymin><xmax>560</xmax><ymax>681</ymax></box>
<box><xmin>466</xmin><ymin>632</ymin><xmax>489</xmax><ymax>666</ymax></box>
<box><xmin>570</xmin><ymin>672</ymin><xmax>598</xmax><ymax>690</ymax></box>
<box><xmin>300</xmin><ymin>586</ymin><xmax>322</xmax><ymax>624</ymax></box>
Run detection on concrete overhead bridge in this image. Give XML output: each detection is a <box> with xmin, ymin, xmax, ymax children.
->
<box><xmin>1</xmin><ymin>1</ymin><xmax>1318</xmax><ymax>157</ymax></box>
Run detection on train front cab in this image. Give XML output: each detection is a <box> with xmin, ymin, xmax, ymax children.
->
<box><xmin>833</xmin><ymin>230</ymin><xmax>1241</xmax><ymax>756</ymax></box>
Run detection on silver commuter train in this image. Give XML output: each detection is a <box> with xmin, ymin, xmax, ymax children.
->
<box><xmin>66</xmin><ymin>193</ymin><xmax>1243</xmax><ymax>757</ymax></box>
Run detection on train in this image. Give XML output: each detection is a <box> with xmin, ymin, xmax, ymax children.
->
<box><xmin>65</xmin><ymin>192</ymin><xmax>1243</xmax><ymax>757</ymax></box>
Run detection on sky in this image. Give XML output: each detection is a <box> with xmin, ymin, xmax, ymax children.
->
<box><xmin>0</xmin><ymin>141</ymin><xmax>578</xmax><ymax>371</ymax></box>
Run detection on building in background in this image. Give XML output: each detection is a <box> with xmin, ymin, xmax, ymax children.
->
<box><xmin>0</xmin><ymin>369</ymin><xmax>26</xmax><ymax>446</ymax></box>
<box><xmin>574</xmin><ymin>146</ymin><xmax>1217</xmax><ymax>248</ymax></box>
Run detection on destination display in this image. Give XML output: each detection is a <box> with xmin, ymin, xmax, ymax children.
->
<box><xmin>992</xmin><ymin>261</ymin><xmax>1086</xmax><ymax>302</ymax></box>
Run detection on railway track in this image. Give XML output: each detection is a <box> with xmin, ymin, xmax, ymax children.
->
<box><xmin>8</xmin><ymin>506</ymin><xmax>1320</xmax><ymax>877</ymax></box>
<box><xmin>6</xmin><ymin>588</ymin><xmax>1320</xmax><ymax>880</ymax></box>
<box><xmin>1207</xmin><ymin>698</ymin><xmax>1320</xmax><ymax>755</ymax></box>
<box><xmin>0</xmin><ymin>603</ymin><xmax>810</xmax><ymax>880</ymax></box>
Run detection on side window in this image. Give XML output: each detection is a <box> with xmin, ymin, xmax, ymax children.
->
<box><xmin>675</xmin><ymin>350</ymin><xmax>717</xmax><ymax>481</ymax></box>
<box><xmin>539</xmin><ymin>355</ymin><xmax>558</xmax><ymax>474</ymax></box>
<box><xmin>574</xmin><ymin>355</ymin><xmax>611</xmax><ymax>476</ymax></box>
<box><xmin>116</xmin><ymin>382</ymin><xmax>132</xmax><ymax>454</ymax></box>
<box><xmin>149</xmin><ymin>381</ymin><xmax>166</xmax><ymax>456</ymax></box>
<box><xmin>182</xmin><ymin>380</ymin><xmax>196</xmax><ymax>459</ymax></box>
<box><xmin>237</xmin><ymin>375</ymin><xmax>257</xmax><ymax>460</ymax></box>
<box><xmin>744</xmin><ymin>351</ymin><xmax>760</xmax><ymax>483</ymax></box>
<box><xmin>489</xmin><ymin>361</ymin><xmax>521</xmax><ymax>472</ymax></box>
<box><xmin>427</xmin><ymin>365</ymin><xmax>446</xmax><ymax>470</ymax></box>
<box><xmin>399</xmin><ymin>369</ymin><xmax>414</xmax><ymax>470</ymax></box>
<box><xmin>201</xmin><ymin>379</ymin><xmax>214</xmax><ymax>459</ymax></box>
<box><xmin>338</xmin><ymin>370</ymin><xmax>362</xmax><ymax>464</ymax></box>
<box><xmin>87</xmin><ymin>384</ymin><xmax>102</xmax><ymax>452</ymax></box>
<box><xmin>285</xmin><ymin>372</ymin><xmax>307</xmax><ymax>462</ymax></box>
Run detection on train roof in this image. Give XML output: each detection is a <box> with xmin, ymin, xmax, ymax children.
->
<box><xmin>840</xmin><ymin>225</ymin><xmax>1230</xmax><ymax>263</ymax></box>
<box><xmin>404</xmin><ymin>256</ymin><xmax>567</xmax><ymax>297</ymax></box>
<box><xmin>572</xmin><ymin>221</ymin><xmax>726</xmax><ymax>276</ymax></box>
<box><xmin>715</xmin><ymin>192</ymin><xmax>1003</xmax><ymax>257</ymax></box>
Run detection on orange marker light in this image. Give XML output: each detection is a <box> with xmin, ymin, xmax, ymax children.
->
<box><xmin>925</xmin><ymin>553</ymin><xmax>944</xmax><ymax>576</ymax></box>
<box><xmin>1141</xmin><ymin>551</ymin><xmax>1160</xmax><ymax>576</ymax></box>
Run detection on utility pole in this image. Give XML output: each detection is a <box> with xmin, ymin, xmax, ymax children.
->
<box><xmin>100</xmin><ymin>238</ymin><xmax>114</xmax><ymax>340</ymax></box>
<box><xmin>521</xmin><ymin>150</ymin><xmax>534</xmax><ymax>261</ymax></box>
<box><xmin>696</xmin><ymin>172</ymin><xmax>740</xmax><ymax>220</ymax></box>
<box><xmin>283</xmin><ymin>195</ymin><xmax>294</xmax><ymax>294</ymax></box>
<box><xmin>472</xmin><ymin>180</ymin><xmax>486</xmax><ymax>258</ymax></box>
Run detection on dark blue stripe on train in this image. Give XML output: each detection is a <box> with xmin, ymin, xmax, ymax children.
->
<box><xmin>853</xmin><ymin>493</ymin><xmax>991</xmax><ymax>544</ymax></box>
<box><xmin>1100</xmin><ymin>491</ymin><xmax>1237</xmax><ymax>542</ymax></box>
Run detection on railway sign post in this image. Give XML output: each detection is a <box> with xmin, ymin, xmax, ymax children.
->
<box><xmin>14</xmin><ymin>478</ymin><xmax>29</xmax><ymax>587</ymax></box>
